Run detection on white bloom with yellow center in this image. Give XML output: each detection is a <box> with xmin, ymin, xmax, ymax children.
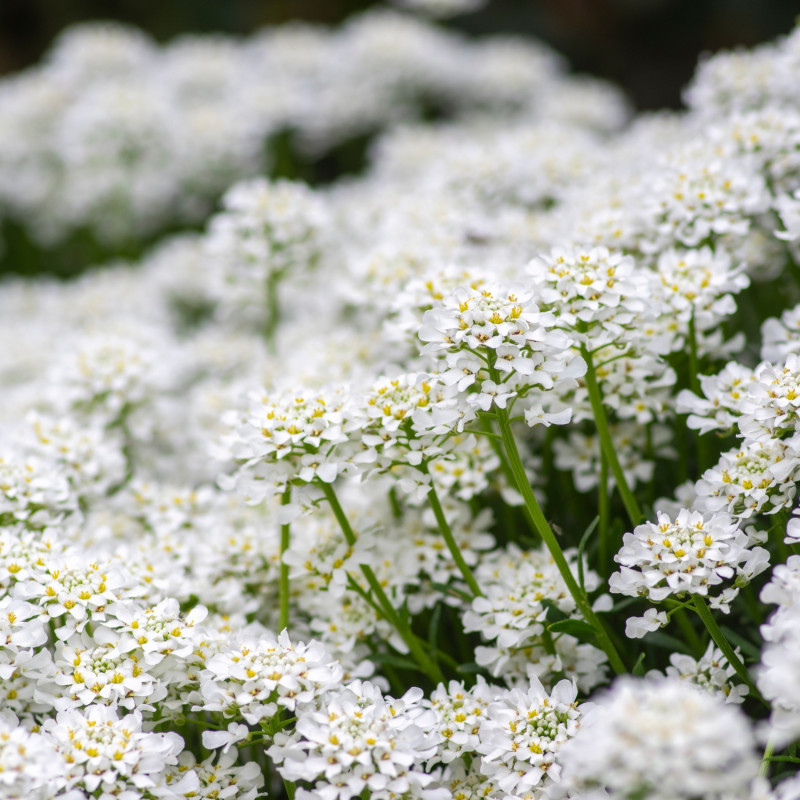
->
<box><xmin>609</xmin><ymin>508</ymin><xmax>768</xmax><ymax>603</ymax></box>
<box><xmin>476</xmin><ymin>677</ymin><xmax>580</xmax><ymax>797</ymax></box>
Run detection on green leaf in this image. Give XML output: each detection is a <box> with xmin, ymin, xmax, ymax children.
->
<box><xmin>428</xmin><ymin>603</ymin><xmax>443</xmax><ymax>654</ymax></box>
<box><xmin>644</xmin><ymin>631</ymin><xmax>695</xmax><ymax>653</ymax></box>
<box><xmin>540</xmin><ymin>598</ymin><xmax>570</xmax><ymax>624</ymax></box>
<box><xmin>548</xmin><ymin>618</ymin><xmax>598</xmax><ymax>646</ymax></box>
<box><xmin>720</xmin><ymin>625</ymin><xmax>761</xmax><ymax>661</ymax></box>
<box><xmin>577</xmin><ymin>516</ymin><xmax>599</xmax><ymax>593</ymax></box>
<box><xmin>430</xmin><ymin>582</ymin><xmax>473</xmax><ymax>602</ymax></box>
<box><xmin>369</xmin><ymin>652</ymin><xmax>425</xmax><ymax>672</ymax></box>
<box><xmin>632</xmin><ymin>652</ymin><xmax>646</xmax><ymax>676</ymax></box>
<box><xmin>456</xmin><ymin>661</ymin><xmax>485</xmax><ymax>674</ymax></box>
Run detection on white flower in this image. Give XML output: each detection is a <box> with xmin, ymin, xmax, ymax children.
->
<box><xmin>205</xmin><ymin>177</ymin><xmax>329</xmax><ymax>328</ymax></box>
<box><xmin>676</xmin><ymin>361</ymin><xmax>756</xmax><ymax>435</ymax></box>
<box><xmin>775</xmin><ymin>190</ymin><xmax>800</xmax><ymax>241</ymax></box>
<box><xmin>694</xmin><ymin>439</ymin><xmax>799</xmax><ymax>519</ymax></box>
<box><xmin>662</xmin><ymin>641</ymin><xmax>748</xmax><ymax>703</ymax></box>
<box><xmin>391</xmin><ymin>0</ymin><xmax>487</xmax><ymax>19</ymax></box>
<box><xmin>0</xmin><ymin>711</ymin><xmax>64</xmax><ymax>799</ymax></box>
<box><xmin>476</xmin><ymin>677</ymin><xmax>581</xmax><ymax>798</ymax></box>
<box><xmin>527</xmin><ymin>245</ymin><xmax>649</xmax><ymax>348</ymax></box>
<box><xmin>197</xmin><ymin>629</ymin><xmax>343</xmax><ymax>725</ymax></box>
<box><xmin>221</xmin><ymin>383</ymin><xmax>352</xmax><ymax>502</ymax></box>
<box><xmin>202</xmin><ymin>722</ymin><xmax>250</xmax><ymax>753</ymax></box>
<box><xmin>553</xmin><ymin>422</ymin><xmax>673</xmax><ymax>493</ymax></box>
<box><xmin>464</xmin><ymin>543</ymin><xmax>600</xmax><ymax>644</ymax></box>
<box><xmin>559</xmin><ymin>676</ymin><xmax>760</xmax><ymax>800</ymax></box>
<box><xmin>42</xmin><ymin>705</ymin><xmax>185</xmax><ymax>798</ymax></box>
<box><xmin>164</xmin><ymin>749</ymin><xmax>262</xmax><ymax>800</ymax></box>
<box><xmin>424</xmin><ymin>677</ymin><xmax>496</xmax><ymax>763</ymax></box>
<box><xmin>268</xmin><ymin>680</ymin><xmax>446</xmax><ymax>800</ymax></box>
<box><xmin>758</xmin><ymin>559</ymin><xmax>800</xmax><ymax>746</ymax></box>
<box><xmin>418</xmin><ymin>282</ymin><xmax>580</xmax><ymax>419</ymax></box>
<box><xmin>624</xmin><ymin>608</ymin><xmax>668</xmax><ymax>639</ymax></box>
<box><xmin>609</xmin><ymin>508</ymin><xmax>768</xmax><ymax>604</ymax></box>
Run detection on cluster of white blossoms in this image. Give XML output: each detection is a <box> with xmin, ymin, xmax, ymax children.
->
<box><xmin>268</xmin><ymin>681</ymin><xmax>444</xmax><ymax>800</ymax></box>
<box><xmin>463</xmin><ymin>544</ymin><xmax>609</xmax><ymax>691</ymax></box>
<box><xmin>610</xmin><ymin>508</ymin><xmax>769</xmax><ymax>628</ymax></box>
<box><xmin>558</xmin><ymin>676</ymin><xmax>761</xmax><ymax>800</ymax></box>
<box><xmin>0</xmin><ymin>7</ymin><xmax>603</xmax><ymax>248</ymax></box>
<box><xmin>4</xmin><ymin>8</ymin><xmax>800</xmax><ymax>800</ymax></box>
<box><xmin>419</xmin><ymin>282</ymin><xmax>585</xmax><ymax>422</ymax></box>
<box><xmin>759</xmin><ymin>556</ymin><xmax>800</xmax><ymax>746</ymax></box>
<box><xmin>661</xmin><ymin>641</ymin><xmax>749</xmax><ymax>704</ymax></box>
<box><xmin>205</xmin><ymin>178</ymin><xmax>330</xmax><ymax>330</ymax></box>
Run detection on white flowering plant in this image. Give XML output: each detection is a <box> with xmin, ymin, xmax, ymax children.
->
<box><xmin>3</xmin><ymin>8</ymin><xmax>800</xmax><ymax>800</ymax></box>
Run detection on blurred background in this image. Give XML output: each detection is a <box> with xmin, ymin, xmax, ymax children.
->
<box><xmin>0</xmin><ymin>0</ymin><xmax>797</xmax><ymax>280</ymax></box>
<box><xmin>1</xmin><ymin>0</ymin><xmax>798</xmax><ymax>110</ymax></box>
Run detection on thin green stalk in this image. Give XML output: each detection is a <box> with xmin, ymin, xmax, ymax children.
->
<box><xmin>493</xmin><ymin>406</ymin><xmax>627</xmax><ymax>675</ymax></box>
<box><xmin>769</xmin><ymin>508</ymin><xmax>791</xmax><ymax>565</ymax></box>
<box><xmin>478</xmin><ymin>413</ymin><xmax>518</xmax><ymax>491</ymax></box>
<box><xmin>279</xmin><ymin>486</ymin><xmax>292</xmax><ymax>631</ymax></box>
<box><xmin>319</xmin><ymin>481</ymin><xmax>445</xmax><ymax>684</ymax></box>
<box><xmin>581</xmin><ymin>345</ymin><xmax>643</xmax><ymax>526</ymax></box>
<box><xmin>691</xmin><ymin>595</ymin><xmax>763</xmax><ymax>702</ymax></box>
<box><xmin>761</xmin><ymin>732</ymin><xmax>778</xmax><ymax>778</ymax></box>
<box><xmin>423</xmin><ymin>469</ymin><xmax>483</xmax><ymax>597</ymax></box>
<box><xmin>598</xmin><ymin>448</ymin><xmax>610</xmax><ymax>576</ymax></box>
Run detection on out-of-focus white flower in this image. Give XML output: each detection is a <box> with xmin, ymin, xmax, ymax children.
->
<box><xmin>391</xmin><ymin>0</ymin><xmax>487</xmax><ymax>19</ymax></box>
<box><xmin>559</xmin><ymin>676</ymin><xmax>760</xmax><ymax>800</ymax></box>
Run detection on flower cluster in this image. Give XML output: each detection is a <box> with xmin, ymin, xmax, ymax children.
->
<box><xmin>610</xmin><ymin>509</ymin><xmax>769</xmax><ymax>621</ymax></box>
<box><xmin>2</xmin><ymin>9</ymin><xmax>800</xmax><ymax>800</ymax></box>
<box><xmin>559</xmin><ymin>676</ymin><xmax>760</xmax><ymax>800</ymax></box>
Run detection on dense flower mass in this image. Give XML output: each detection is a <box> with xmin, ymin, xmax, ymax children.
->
<box><xmin>559</xmin><ymin>676</ymin><xmax>760</xmax><ymax>800</ymax></box>
<box><xmin>2</xmin><ymin>7</ymin><xmax>800</xmax><ymax>800</ymax></box>
<box><xmin>609</xmin><ymin>508</ymin><xmax>769</xmax><ymax>607</ymax></box>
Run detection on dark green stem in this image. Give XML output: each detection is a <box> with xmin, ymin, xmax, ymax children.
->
<box><xmin>691</xmin><ymin>595</ymin><xmax>763</xmax><ymax>702</ymax></box>
<box><xmin>688</xmin><ymin>312</ymin><xmax>710</xmax><ymax>473</ymax></box>
<box><xmin>494</xmin><ymin>406</ymin><xmax>626</xmax><ymax>675</ymax></box>
<box><xmin>598</xmin><ymin>448</ymin><xmax>610</xmax><ymax>576</ymax></box>
<box><xmin>581</xmin><ymin>345</ymin><xmax>643</xmax><ymax>526</ymax></box>
<box><xmin>423</xmin><ymin>469</ymin><xmax>483</xmax><ymax>597</ymax></box>
<box><xmin>319</xmin><ymin>481</ymin><xmax>444</xmax><ymax>683</ymax></box>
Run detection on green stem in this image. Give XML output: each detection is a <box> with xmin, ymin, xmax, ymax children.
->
<box><xmin>598</xmin><ymin>448</ymin><xmax>610</xmax><ymax>577</ymax></box>
<box><xmin>478</xmin><ymin>413</ymin><xmax>518</xmax><ymax>490</ymax></box>
<box><xmin>581</xmin><ymin>345</ymin><xmax>643</xmax><ymax>526</ymax></box>
<box><xmin>760</xmin><ymin>731</ymin><xmax>777</xmax><ymax>778</ymax></box>
<box><xmin>319</xmin><ymin>481</ymin><xmax>445</xmax><ymax>684</ymax></box>
<box><xmin>494</xmin><ymin>406</ymin><xmax>627</xmax><ymax>675</ymax></box>
<box><xmin>423</xmin><ymin>469</ymin><xmax>483</xmax><ymax>597</ymax></box>
<box><xmin>691</xmin><ymin>595</ymin><xmax>763</xmax><ymax>702</ymax></box>
<box><xmin>279</xmin><ymin>486</ymin><xmax>292</xmax><ymax>631</ymax></box>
